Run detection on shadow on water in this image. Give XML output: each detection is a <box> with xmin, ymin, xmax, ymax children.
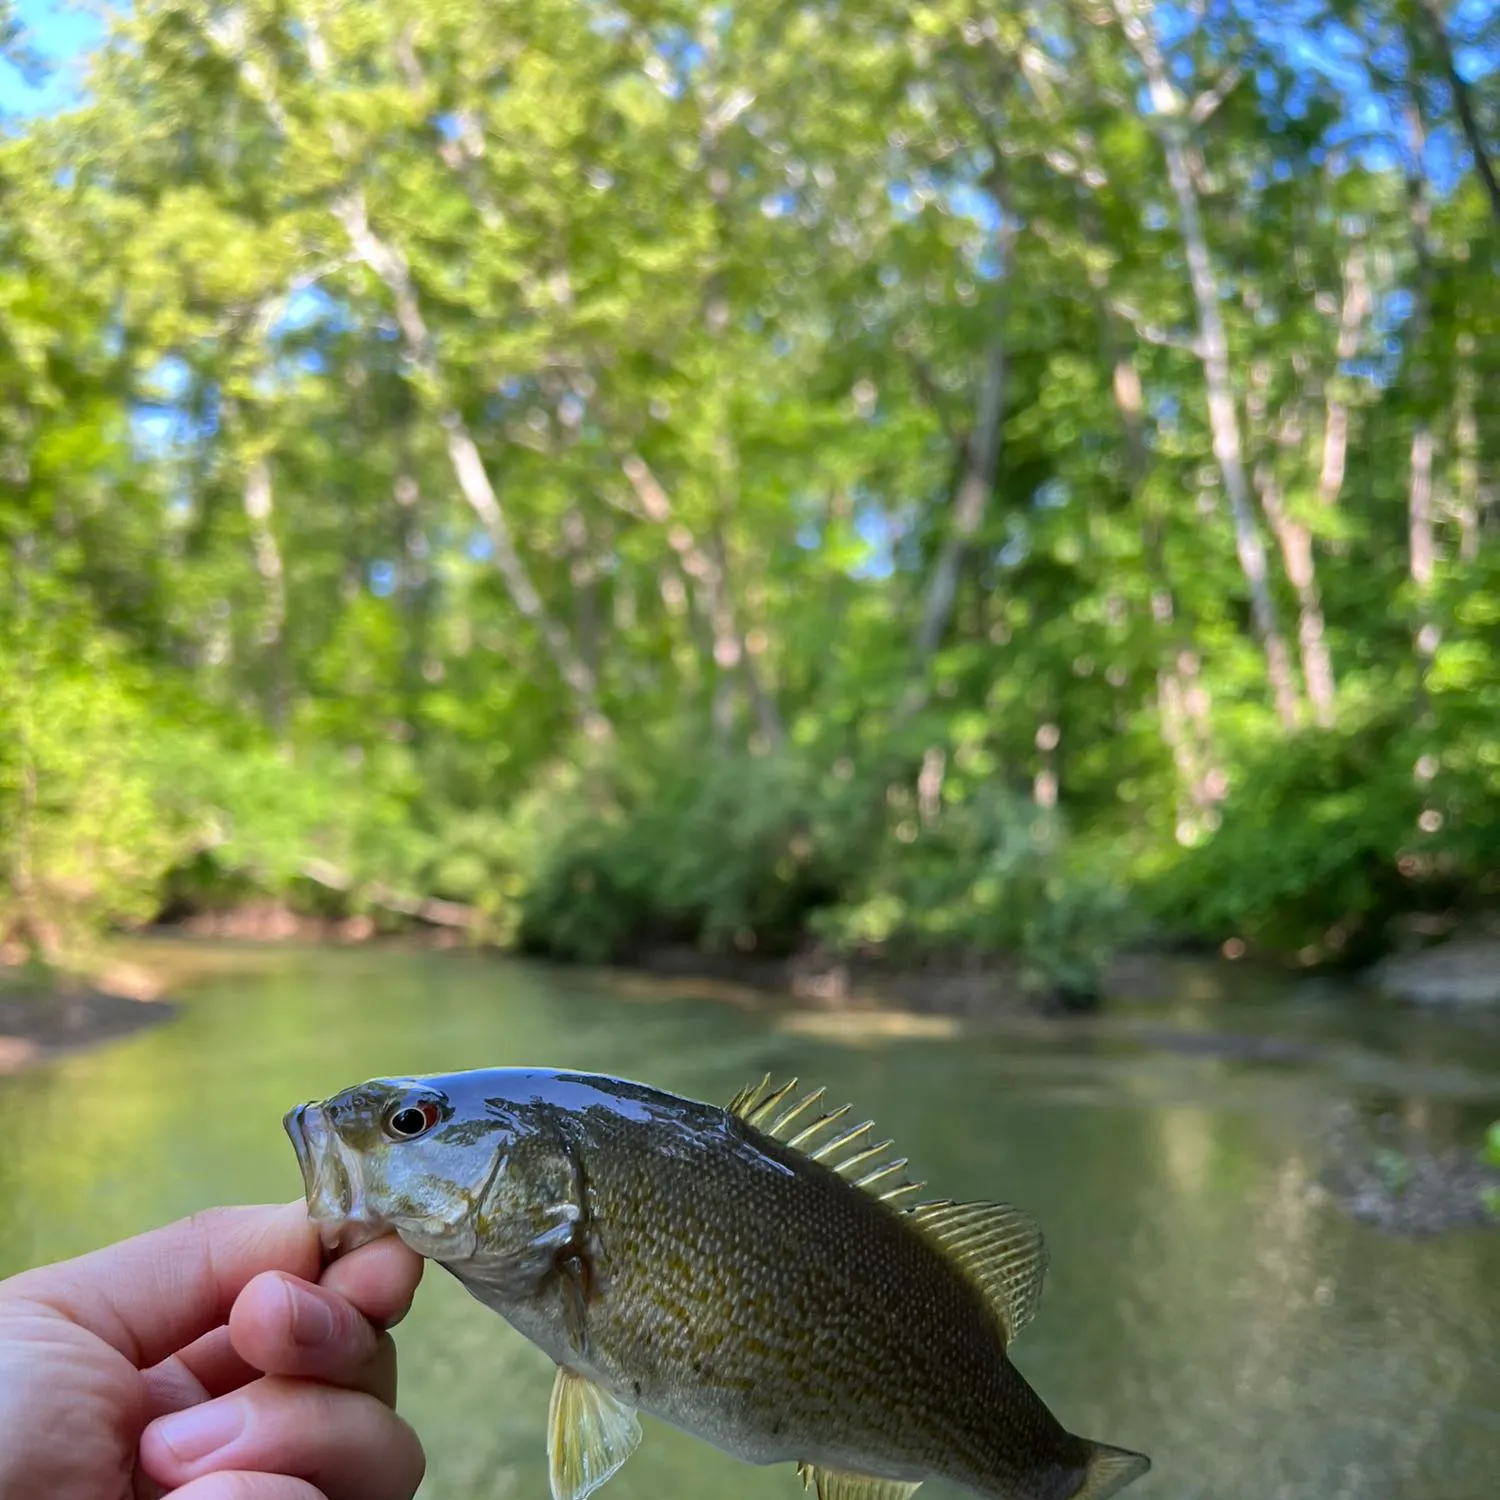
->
<box><xmin>1</xmin><ymin>940</ymin><xmax>1498</xmax><ymax>1500</ymax></box>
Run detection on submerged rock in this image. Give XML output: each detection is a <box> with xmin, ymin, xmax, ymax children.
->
<box><xmin>1319</xmin><ymin>1105</ymin><xmax>1500</xmax><ymax>1236</ymax></box>
<box><xmin>1368</xmin><ymin>938</ymin><xmax>1500</xmax><ymax>1007</ymax></box>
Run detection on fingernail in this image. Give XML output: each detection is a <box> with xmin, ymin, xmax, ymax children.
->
<box><xmin>286</xmin><ymin>1279</ymin><xmax>337</xmax><ymax>1347</ymax></box>
<box><xmin>153</xmin><ymin>1400</ymin><xmax>244</xmax><ymax>1465</ymax></box>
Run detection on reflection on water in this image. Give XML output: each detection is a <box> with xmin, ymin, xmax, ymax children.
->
<box><xmin>2</xmin><ymin>942</ymin><xmax>1498</xmax><ymax>1499</ymax></box>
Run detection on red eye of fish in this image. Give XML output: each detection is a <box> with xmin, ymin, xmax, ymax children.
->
<box><xmin>386</xmin><ymin>1100</ymin><xmax>440</xmax><ymax>1141</ymax></box>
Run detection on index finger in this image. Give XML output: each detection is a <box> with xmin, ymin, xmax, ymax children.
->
<box><xmin>1</xmin><ymin>1203</ymin><xmax>322</xmax><ymax>1370</ymax></box>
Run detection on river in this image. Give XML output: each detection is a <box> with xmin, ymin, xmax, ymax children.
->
<box><xmin>3</xmin><ymin>940</ymin><xmax>1499</xmax><ymax>1499</ymax></box>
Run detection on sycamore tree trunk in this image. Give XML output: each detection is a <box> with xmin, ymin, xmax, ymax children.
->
<box><xmin>1403</xmin><ymin>99</ymin><xmax>1440</xmax><ymax>669</ymax></box>
<box><xmin>1116</xmin><ymin>0</ymin><xmax>1302</xmax><ymax>731</ymax></box>
<box><xmin>242</xmin><ymin>454</ymin><xmax>289</xmax><ymax>736</ymax></box>
<box><xmin>210</xmin><ymin>12</ymin><xmax>611</xmax><ymax>742</ymax></box>
<box><xmin>1106</xmin><ymin>340</ymin><xmax>1225</xmax><ymax>819</ymax></box>
<box><xmin>620</xmin><ymin>455</ymin><xmax>783</xmax><ymax>748</ymax></box>
<box><xmin>1254</xmin><ymin>451</ymin><xmax>1336</xmax><ymax>727</ymax></box>
<box><xmin>1455</xmin><ymin>334</ymin><xmax>1482</xmax><ymax>562</ymax></box>
<box><xmin>334</xmin><ymin>191</ymin><xmax>611</xmax><ymax>742</ymax></box>
<box><xmin>1318</xmin><ymin>241</ymin><xmax>1371</xmax><ymax>516</ymax></box>
<box><xmin>1071</xmin><ymin>124</ymin><xmax>1225</xmax><ymax>826</ymax></box>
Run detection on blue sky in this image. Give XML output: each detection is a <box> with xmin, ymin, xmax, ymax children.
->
<box><xmin>5</xmin><ymin>0</ymin><xmax>1496</xmax><ymax>123</ymax></box>
<box><xmin>0</xmin><ymin>0</ymin><xmax>106</xmax><ymax>115</ymax></box>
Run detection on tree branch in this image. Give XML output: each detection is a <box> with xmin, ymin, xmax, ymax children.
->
<box><xmin>1416</xmin><ymin>0</ymin><xmax>1500</xmax><ymax>230</ymax></box>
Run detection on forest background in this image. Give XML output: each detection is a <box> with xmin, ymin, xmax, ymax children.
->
<box><xmin>1</xmin><ymin>0</ymin><xmax>1497</xmax><ymax>1003</ymax></box>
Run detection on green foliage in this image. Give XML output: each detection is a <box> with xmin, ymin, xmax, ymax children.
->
<box><xmin>0</xmin><ymin>607</ymin><xmax>180</xmax><ymax>973</ymax></box>
<box><xmin>1151</xmin><ymin>636</ymin><xmax>1500</xmax><ymax>963</ymax></box>
<box><xmin>1</xmin><ymin>0</ymin><xmax>1498</xmax><ymax>1002</ymax></box>
<box><xmin>521</xmin><ymin>740</ymin><xmax>1136</xmax><ymax>998</ymax></box>
<box><xmin>1151</xmin><ymin>714</ymin><xmax>1424</xmax><ymax>960</ymax></box>
<box><xmin>809</xmin><ymin>790</ymin><xmax>1139</xmax><ymax>1001</ymax></box>
<box><xmin>521</xmin><ymin>749</ymin><xmax>856</xmax><ymax>964</ymax></box>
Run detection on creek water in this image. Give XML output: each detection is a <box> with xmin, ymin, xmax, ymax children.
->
<box><xmin>2</xmin><ymin>940</ymin><xmax>1498</xmax><ymax>1500</ymax></box>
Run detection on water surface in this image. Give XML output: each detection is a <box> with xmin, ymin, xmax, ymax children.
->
<box><xmin>3</xmin><ymin>942</ymin><xmax>1498</xmax><ymax>1500</ymax></box>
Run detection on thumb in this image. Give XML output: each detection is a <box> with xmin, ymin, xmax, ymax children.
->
<box><xmin>4</xmin><ymin>1204</ymin><xmax>321</xmax><ymax>1371</ymax></box>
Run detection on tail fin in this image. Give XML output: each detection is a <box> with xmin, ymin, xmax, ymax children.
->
<box><xmin>1071</xmin><ymin>1439</ymin><xmax>1150</xmax><ymax>1500</ymax></box>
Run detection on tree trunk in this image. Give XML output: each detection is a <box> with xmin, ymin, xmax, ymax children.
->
<box><xmin>1116</xmin><ymin>0</ymin><xmax>1301</xmax><ymax>731</ymax></box>
<box><xmin>1074</xmin><ymin>152</ymin><xmax>1224</xmax><ymax>824</ymax></box>
<box><xmin>621</xmin><ymin>454</ymin><xmax>783</xmax><ymax>748</ymax></box>
<box><xmin>1409</xmin><ymin>425</ymin><xmax>1437</xmax><ymax>590</ymax></box>
<box><xmin>335</xmin><ymin>190</ymin><xmax>610</xmax><ymax>741</ymax></box>
<box><xmin>1404</xmin><ymin>100</ymin><xmax>1440</xmax><ymax>645</ymax></box>
<box><xmin>1255</xmin><ymin>457</ymin><xmax>1336</xmax><ymax>727</ymax></box>
<box><xmin>1455</xmin><ymin>335</ymin><xmax>1481</xmax><ymax>562</ymax></box>
<box><xmin>911</xmin><ymin>336</ymin><xmax>1007</xmax><ymax>670</ymax></box>
<box><xmin>895</xmin><ymin>328</ymin><xmax>1009</xmax><ymax>728</ymax></box>
<box><xmin>212</xmin><ymin>15</ymin><xmax>609</xmax><ymax>740</ymax></box>
<box><xmin>562</xmin><ymin>507</ymin><xmax>601</xmax><ymax>692</ymax></box>
<box><xmin>1318</xmin><ymin>242</ymin><xmax>1370</xmax><ymax>514</ymax></box>
<box><xmin>1107</xmin><ymin>341</ymin><xmax>1224</xmax><ymax>815</ymax></box>
<box><xmin>243</xmin><ymin>455</ymin><xmax>289</xmax><ymax>735</ymax></box>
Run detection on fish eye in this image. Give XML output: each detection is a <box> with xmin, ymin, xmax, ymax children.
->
<box><xmin>385</xmin><ymin>1100</ymin><xmax>441</xmax><ymax>1141</ymax></box>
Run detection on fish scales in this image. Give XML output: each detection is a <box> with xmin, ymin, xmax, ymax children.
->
<box><xmin>285</xmin><ymin>1067</ymin><xmax>1150</xmax><ymax>1500</ymax></box>
<box><xmin>569</xmin><ymin>1093</ymin><xmax>1074</xmax><ymax>1494</ymax></box>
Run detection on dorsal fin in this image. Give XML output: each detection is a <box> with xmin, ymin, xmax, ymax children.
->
<box><xmin>903</xmin><ymin>1199</ymin><xmax>1047</xmax><ymax>1343</ymax></box>
<box><xmin>727</xmin><ymin>1076</ymin><xmax>926</xmax><ymax>1206</ymax></box>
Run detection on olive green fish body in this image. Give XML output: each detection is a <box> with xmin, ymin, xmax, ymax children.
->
<box><xmin>514</xmin><ymin>1090</ymin><xmax>1085</xmax><ymax>1499</ymax></box>
<box><xmin>286</xmin><ymin>1069</ymin><xmax>1148</xmax><ymax>1500</ymax></box>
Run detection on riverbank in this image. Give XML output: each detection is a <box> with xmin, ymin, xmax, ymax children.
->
<box><xmin>0</xmin><ymin>968</ymin><xmax>177</xmax><ymax>1073</ymax></box>
<box><xmin>158</xmin><ymin>907</ymin><xmax>1085</xmax><ymax>1012</ymax></box>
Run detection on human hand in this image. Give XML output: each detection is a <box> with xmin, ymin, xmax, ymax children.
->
<box><xmin>0</xmin><ymin>1202</ymin><xmax>426</xmax><ymax>1500</ymax></box>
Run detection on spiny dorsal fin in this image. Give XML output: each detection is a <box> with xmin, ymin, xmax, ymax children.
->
<box><xmin>798</xmin><ymin>1462</ymin><xmax>922</xmax><ymax>1500</ymax></box>
<box><xmin>727</xmin><ymin>1077</ymin><xmax>926</xmax><ymax>1206</ymax></box>
<box><xmin>903</xmin><ymin>1199</ymin><xmax>1047</xmax><ymax>1343</ymax></box>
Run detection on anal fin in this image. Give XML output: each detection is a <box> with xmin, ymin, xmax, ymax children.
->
<box><xmin>547</xmin><ymin>1366</ymin><xmax>642</xmax><ymax>1500</ymax></box>
<box><xmin>1071</xmin><ymin>1439</ymin><xmax>1151</xmax><ymax>1500</ymax></box>
<box><xmin>797</xmin><ymin>1462</ymin><xmax>922</xmax><ymax>1500</ymax></box>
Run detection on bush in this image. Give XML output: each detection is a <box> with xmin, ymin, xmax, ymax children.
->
<box><xmin>812</xmin><ymin>786</ymin><xmax>1140</xmax><ymax>1001</ymax></box>
<box><xmin>519</xmin><ymin>736</ymin><xmax>1138</xmax><ymax>1000</ymax></box>
<box><xmin>521</xmin><ymin>748</ymin><xmax>856</xmax><ymax>962</ymax></box>
<box><xmin>1150</xmin><ymin>702</ymin><xmax>1500</xmax><ymax>965</ymax></box>
<box><xmin>0</xmin><ymin>625</ymin><xmax>180</xmax><ymax>975</ymax></box>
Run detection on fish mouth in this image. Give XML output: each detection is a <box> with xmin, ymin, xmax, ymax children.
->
<box><xmin>283</xmin><ymin>1102</ymin><xmax>389</xmax><ymax>1254</ymax></box>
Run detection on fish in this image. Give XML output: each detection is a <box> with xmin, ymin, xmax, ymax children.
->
<box><xmin>284</xmin><ymin>1067</ymin><xmax>1150</xmax><ymax>1500</ymax></box>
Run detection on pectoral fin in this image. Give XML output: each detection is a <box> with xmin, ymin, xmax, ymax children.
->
<box><xmin>796</xmin><ymin>1462</ymin><xmax>921</xmax><ymax>1500</ymax></box>
<box><xmin>547</xmin><ymin>1366</ymin><xmax>641</xmax><ymax>1500</ymax></box>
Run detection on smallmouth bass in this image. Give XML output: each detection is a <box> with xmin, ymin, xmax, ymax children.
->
<box><xmin>285</xmin><ymin>1067</ymin><xmax>1150</xmax><ymax>1500</ymax></box>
